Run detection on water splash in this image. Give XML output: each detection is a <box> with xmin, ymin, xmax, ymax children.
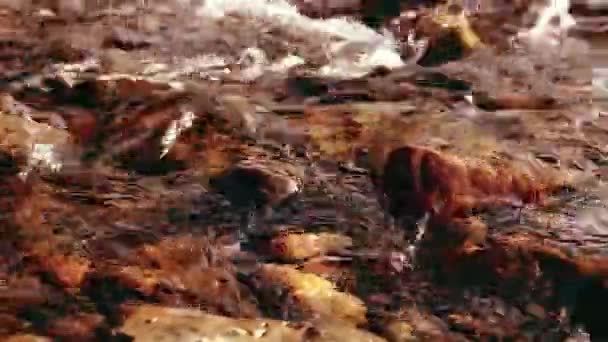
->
<box><xmin>405</xmin><ymin>213</ymin><xmax>430</xmax><ymax>269</ymax></box>
<box><xmin>516</xmin><ymin>0</ymin><xmax>576</xmax><ymax>49</ymax></box>
<box><xmin>194</xmin><ymin>0</ymin><xmax>405</xmax><ymax>79</ymax></box>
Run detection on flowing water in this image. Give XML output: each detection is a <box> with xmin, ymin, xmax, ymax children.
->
<box><xmin>591</xmin><ymin>34</ymin><xmax>608</xmax><ymax>67</ymax></box>
<box><xmin>2</xmin><ymin>1</ymin><xmax>608</xmax><ymax>340</ymax></box>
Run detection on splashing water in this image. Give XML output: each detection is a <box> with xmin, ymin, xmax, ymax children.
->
<box><xmin>516</xmin><ymin>0</ymin><xmax>576</xmax><ymax>49</ymax></box>
<box><xmin>194</xmin><ymin>0</ymin><xmax>405</xmax><ymax>79</ymax></box>
<box><xmin>405</xmin><ymin>213</ymin><xmax>430</xmax><ymax>269</ymax></box>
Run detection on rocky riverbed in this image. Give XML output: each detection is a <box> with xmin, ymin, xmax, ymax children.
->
<box><xmin>0</xmin><ymin>0</ymin><xmax>605</xmax><ymax>341</ymax></box>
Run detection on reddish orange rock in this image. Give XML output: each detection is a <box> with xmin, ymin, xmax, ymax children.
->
<box><xmin>40</xmin><ymin>254</ymin><xmax>91</xmax><ymax>288</ymax></box>
<box><xmin>367</xmin><ymin>144</ymin><xmax>548</xmax><ymax>222</ymax></box>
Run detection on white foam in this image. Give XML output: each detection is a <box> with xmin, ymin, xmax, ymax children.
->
<box><xmin>194</xmin><ymin>0</ymin><xmax>405</xmax><ymax>79</ymax></box>
<box><xmin>517</xmin><ymin>0</ymin><xmax>576</xmax><ymax>49</ymax></box>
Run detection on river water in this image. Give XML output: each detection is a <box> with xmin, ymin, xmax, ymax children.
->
<box><xmin>591</xmin><ymin>33</ymin><xmax>608</xmax><ymax>67</ymax></box>
<box><xmin>590</xmin><ymin>22</ymin><xmax>607</xmax><ymax>110</ymax></box>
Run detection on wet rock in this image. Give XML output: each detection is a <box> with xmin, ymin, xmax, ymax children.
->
<box><xmin>0</xmin><ymin>313</ymin><xmax>23</xmax><ymax>335</ymax></box>
<box><xmin>305</xmin><ymin>104</ymin><xmax>412</xmax><ymax>161</ymax></box>
<box><xmin>0</xmin><ymin>110</ymin><xmax>76</xmax><ymax>178</ymax></box>
<box><xmin>415</xmin><ymin>9</ymin><xmax>485</xmax><ymax>66</ymax></box>
<box><xmin>215</xmin><ymin>94</ymin><xmax>261</xmax><ymax>138</ymax></box>
<box><xmin>121</xmin><ymin>305</ymin><xmax>306</xmax><ymax>341</ymax></box>
<box><xmin>380</xmin><ymin>319</ymin><xmax>418</xmax><ymax>342</ymax></box>
<box><xmin>92</xmin><ymin>234</ymin><xmax>261</xmax><ymax>317</ymax></box>
<box><xmin>46</xmin><ymin>313</ymin><xmax>106</xmax><ymax>341</ymax></box>
<box><xmin>0</xmin><ymin>0</ymin><xmax>30</xmax><ymax>12</ymax></box>
<box><xmin>470</xmin><ymin>90</ymin><xmax>559</xmax><ymax>111</ymax></box>
<box><xmin>45</xmin><ymin>36</ymin><xmax>89</xmax><ymax>63</ymax></box>
<box><xmin>293</xmin><ymin>0</ymin><xmax>361</xmax><ymax>19</ymax></box>
<box><xmin>3</xmin><ymin>335</ymin><xmax>52</xmax><ymax>342</ymax></box>
<box><xmin>0</xmin><ymin>1</ymin><xmax>600</xmax><ymax>340</ymax></box>
<box><xmin>99</xmin><ymin>48</ymin><xmax>143</xmax><ymax>74</ymax></box>
<box><xmin>76</xmin><ymin>90</ymin><xmax>199</xmax><ymax>172</ymax></box>
<box><xmin>0</xmin><ymin>93</ymin><xmax>35</xmax><ymax>119</ymax></box>
<box><xmin>366</xmin><ymin>143</ymin><xmax>550</xmax><ymax>223</ymax></box>
<box><xmin>269</xmin><ymin>232</ymin><xmax>353</xmax><ymax>262</ymax></box>
<box><xmin>361</xmin><ymin>0</ymin><xmax>402</xmax><ymax>28</ymax></box>
<box><xmin>54</xmin><ymin>0</ymin><xmax>85</xmax><ymax>18</ymax></box>
<box><xmin>311</xmin><ymin>321</ymin><xmax>388</xmax><ymax>342</ymax></box>
<box><xmin>525</xmin><ymin>303</ymin><xmax>546</xmax><ymax>319</ymax></box>
<box><xmin>35</xmin><ymin>253</ymin><xmax>91</xmax><ymax>288</ymax></box>
<box><xmin>299</xmin><ymin>257</ymin><xmax>358</xmax><ymax>293</ymax></box>
<box><xmin>209</xmin><ymin>159</ymin><xmax>303</xmax><ymax>233</ymax></box>
<box><xmin>120</xmin><ymin>305</ymin><xmax>386</xmax><ymax>342</ymax></box>
<box><xmin>374</xmin><ymin>251</ymin><xmax>414</xmax><ymax>276</ymax></box>
<box><xmin>398</xmin><ymin>308</ymin><xmax>452</xmax><ymax>341</ymax></box>
<box><xmin>255</xmin><ymin>263</ymin><xmax>367</xmax><ymax>326</ymax></box>
<box><xmin>213</xmin><ymin>161</ymin><xmax>302</xmax><ymax>207</ymax></box>
<box><xmin>103</xmin><ymin>27</ymin><xmax>157</xmax><ymax>50</ymax></box>
<box><xmin>410</xmin><ymin>71</ymin><xmax>471</xmax><ymax>91</ymax></box>
<box><xmin>58</xmin><ymin>106</ymin><xmax>97</xmax><ymax>144</ymax></box>
<box><xmin>0</xmin><ymin>277</ymin><xmax>53</xmax><ymax>311</ymax></box>
<box><xmin>425</xmin><ymin>216</ymin><xmax>488</xmax><ymax>252</ymax></box>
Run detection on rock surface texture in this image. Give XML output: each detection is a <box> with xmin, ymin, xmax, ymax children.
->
<box><xmin>0</xmin><ymin>0</ymin><xmax>603</xmax><ymax>341</ymax></box>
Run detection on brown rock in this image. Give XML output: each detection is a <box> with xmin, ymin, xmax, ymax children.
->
<box><xmin>380</xmin><ymin>319</ymin><xmax>418</xmax><ymax>342</ymax></box>
<box><xmin>471</xmin><ymin>91</ymin><xmax>559</xmax><ymax>111</ymax></box>
<box><xmin>209</xmin><ymin>159</ymin><xmax>303</xmax><ymax>232</ymax></box>
<box><xmin>55</xmin><ymin>0</ymin><xmax>85</xmax><ymax>18</ymax></box>
<box><xmin>368</xmin><ymin>144</ymin><xmax>548</xmax><ymax>223</ymax></box>
<box><xmin>38</xmin><ymin>253</ymin><xmax>91</xmax><ymax>288</ymax></box>
<box><xmin>525</xmin><ymin>303</ymin><xmax>546</xmax><ymax>319</ymax></box>
<box><xmin>255</xmin><ymin>264</ymin><xmax>368</xmax><ymax>326</ymax></box>
<box><xmin>210</xmin><ymin>159</ymin><xmax>302</xmax><ymax>208</ymax></box>
<box><xmin>119</xmin><ymin>304</ymin><xmax>387</xmax><ymax>342</ymax></box>
<box><xmin>300</xmin><ymin>257</ymin><xmax>357</xmax><ymax>293</ymax></box>
<box><xmin>269</xmin><ymin>232</ymin><xmax>352</xmax><ymax>261</ymax></box>
<box><xmin>99</xmin><ymin>48</ymin><xmax>142</xmax><ymax>74</ymax></box>
<box><xmin>46</xmin><ymin>313</ymin><xmax>105</xmax><ymax>341</ymax></box>
<box><xmin>3</xmin><ymin>335</ymin><xmax>51</xmax><ymax>342</ymax></box>
<box><xmin>103</xmin><ymin>27</ymin><xmax>156</xmax><ymax>50</ymax></box>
